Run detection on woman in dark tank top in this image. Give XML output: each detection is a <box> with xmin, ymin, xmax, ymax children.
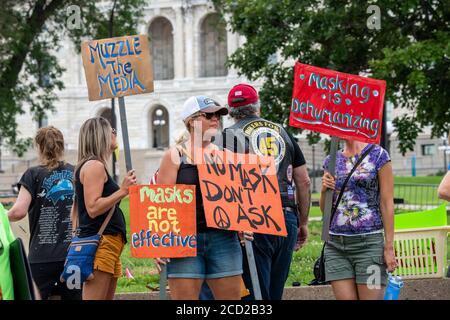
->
<box><xmin>175</xmin><ymin>151</ymin><xmax>211</xmax><ymax>233</ymax></box>
<box><xmin>75</xmin><ymin>117</ymin><xmax>136</xmax><ymax>300</ymax></box>
<box><xmin>155</xmin><ymin>95</ymin><xmax>253</xmax><ymax>300</ymax></box>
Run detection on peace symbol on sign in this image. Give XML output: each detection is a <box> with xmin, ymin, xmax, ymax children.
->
<box><xmin>213</xmin><ymin>206</ymin><xmax>231</xmax><ymax>230</ymax></box>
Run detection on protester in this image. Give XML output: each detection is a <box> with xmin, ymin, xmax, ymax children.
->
<box><xmin>221</xmin><ymin>83</ymin><xmax>311</xmax><ymax>300</ymax></box>
<box><xmin>438</xmin><ymin>171</ymin><xmax>450</xmax><ymax>200</ymax></box>
<box><xmin>74</xmin><ymin>117</ymin><xmax>136</xmax><ymax>300</ymax></box>
<box><xmin>437</xmin><ymin>134</ymin><xmax>450</xmax><ymax>201</ymax></box>
<box><xmin>320</xmin><ymin>140</ymin><xmax>397</xmax><ymax>300</ymax></box>
<box><xmin>7</xmin><ymin>126</ymin><xmax>81</xmax><ymax>300</ymax></box>
<box><xmin>155</xmin><ymin>96</ymin><xmax>252</xmax><ymax>300</ymax></box>
<box><xmin>1</xmin><ymin>203</ymin><xmax>15</xmax><ymax>300</ymax></box>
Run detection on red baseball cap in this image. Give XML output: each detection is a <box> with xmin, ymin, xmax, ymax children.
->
<box><xmin>227</xmin><ymin>83</ymin><xmax>259</xmax><ymax>108</ymax></box>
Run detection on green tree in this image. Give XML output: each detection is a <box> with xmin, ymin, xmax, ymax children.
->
<box><xmin>0</xmin><ymin>0</ymin><xmax>145</xmax><ymax>155</ymax></box>
<box><xmin>214</xmin><ymin>0</ymin><xmax>449</xmax><ymax>154</ymax></box>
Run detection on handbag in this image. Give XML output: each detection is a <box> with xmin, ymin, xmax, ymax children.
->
<box><xmin>309</xmin><ymin>145</ymin><xmax>374</xmax><ymax>286</ymax></box>
<box><xmin>60</xmin><ymin>196</ymin><xmax>116</xmax><ymax>285</ymax></box>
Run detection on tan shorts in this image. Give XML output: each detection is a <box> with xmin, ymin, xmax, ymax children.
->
<box><xmin>93</xmin><ymin>234</ymin><xmax>125</xmax><ymax>278</ymax></box>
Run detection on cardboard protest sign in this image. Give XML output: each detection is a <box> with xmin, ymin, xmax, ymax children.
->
<box><xmin>289</xmin><ymin>62</ymin><xmax>386</xmax><ymax>144</ymax></box>
<box><xmin>81</xmin><ymin>35</ymin><xmax>154</xmax><ymax>101</ymax></box>
<box><xmin>197</xmin><ymin>149</ymin><xmax>287</xmax><ymax>237</ymax></box>
<box><xmin>129</xmin><ymin>185</ymin><xmax>196</xmax><ymax>258</ymax></box>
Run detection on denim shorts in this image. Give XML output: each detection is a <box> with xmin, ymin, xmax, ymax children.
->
<box><xmin>324</xmin><ymin>232</ymin><xmax>388</xmax><ymax>286</ymax></box>
<box><xmin>167</xmin><ymin>229</ymin><xmax>243</xmax><ymax>279</ymax></box>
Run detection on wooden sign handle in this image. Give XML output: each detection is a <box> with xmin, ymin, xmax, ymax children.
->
<box><xmin>244</xmin><ymin>239</ymin><xmax>262</xmax><ymax>300</ymax></box>
<box><xmin>321</xmin><ymin>136</ymin><xmax>339</xmax><ymax>241</ymax></box>
<box><xmin>118</xmin><ymin>97</ymin><xmax>133</xmax><ymax>172</ymax></box>
<box><xmin>119</xmin><ymin>97</ymin><xmax>172</xmax><ymax>299</ymax></box>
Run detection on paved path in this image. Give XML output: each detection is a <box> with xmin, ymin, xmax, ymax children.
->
<box><xmin>115</xmin><ymin>278</ymin><xmax>450</xmax><ymax>300</ymax></box>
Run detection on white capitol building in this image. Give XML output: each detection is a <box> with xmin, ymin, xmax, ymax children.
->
<box><xmin>2</xmin><ymin>0</ymin><xmax>447</xmax><ymax>191</ymax></box>
<box><xmin>10</xmin><ymin>0</ymin><xmax>251</xmax><ymax>184</ymax></box>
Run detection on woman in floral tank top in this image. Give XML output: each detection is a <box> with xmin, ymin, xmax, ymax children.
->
<box><xmin>320</xmin><ymin>140</ymin><xmax>397</xmax><ymax>300</ymax></box>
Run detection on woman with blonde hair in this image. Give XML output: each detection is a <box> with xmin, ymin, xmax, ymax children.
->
<box><xmin>155</xmin><ymin>96</ymin><xmax>252</xmax><ymax>300</ymax></box>
<box><xmin>8</xmin><ymin>126</ymin><xmax>81</xmax><ymax>300</ymax></box>
<box><xmin>74</xmin><ymin>117</ymin><xmax>136</xmax><ymax>300</ymax></box>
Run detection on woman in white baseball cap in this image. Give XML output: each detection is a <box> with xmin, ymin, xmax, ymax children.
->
<box><xmin>154</xmin><ymin>95</ymin><xmax>252</xmax><ymax>300</ymax></box>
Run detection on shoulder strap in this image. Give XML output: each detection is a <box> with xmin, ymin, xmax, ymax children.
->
<box><xmin>330</xmin><ymin>145</ymin><xmax>375</xmax><ymax>221</ymax></box>
<box><xmin>97</xmin><ymin>205</ymin><xmax>116</xmax><ymax>236</ymax></box>
<box><xmin>72</xmin><ymin>195</ymin><xmax>116</xmax><ymax>237</ymax></box>
<box><xmin>177</xmin><ymin>143</ymin><xmax>194</xmax><ymax>164</ymax></box>
<box><xmin>71</xmin><ymin>197</ymin><xmax>79</xmax><ymax>234</ymax></box>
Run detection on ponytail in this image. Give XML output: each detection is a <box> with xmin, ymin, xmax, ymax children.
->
<box><xmin>34</xmin><ymin>126</ymin><xmax>65</xmax><ymax>170</ymax></box>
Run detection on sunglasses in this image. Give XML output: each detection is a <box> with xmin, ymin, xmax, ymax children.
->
<box><xmin>197</xmin><ymin>112</ymin><xmax>223</xmax><ymax>120</ymax></box>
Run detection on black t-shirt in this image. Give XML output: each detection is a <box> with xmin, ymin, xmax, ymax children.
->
<box><xmin>285</xmin><ymin>131</ymin><xmax>306</xmax><ymax>168</ymax></box>
<box><xmin>75</xmin><ymin>163</ymin><xmax>127</xmax><ymax>242</ymax></box>
<box><xmin>18</xmin><ymin>162</ymin><xmax>75</xmax><ymax>264</ymax></box>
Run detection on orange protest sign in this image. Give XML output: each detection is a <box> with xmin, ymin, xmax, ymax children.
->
<box><xmin>81</xmin><ymin>34</ymin><xmax>154</xmax><ymax>101</ymax></box>
<box><xmin>129</xmin><ymin>185</ymin><xmax>196</xmax><ymax>258</ymax></box>
<box><xmin>197</xmin><ymin>149</ymin><xmax>287</xmax><ymax>236</ymax></box>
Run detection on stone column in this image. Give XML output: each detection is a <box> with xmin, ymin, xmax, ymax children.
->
<box><xmin>173</xmin><ymin>6</ymin><xmax>185</xmax><ymax>79</ymax></box>
<box><xmin>184</xmin><ymin>7</ymin><xmax>195</xmax><ymax>78</ymax></box>
<box><xmin>226</xmin><ymin>14</ymin><xmax>239</xmax><ymax>78</ymax></box>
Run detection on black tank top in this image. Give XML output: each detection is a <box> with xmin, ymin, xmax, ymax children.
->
<box><xmin>75</xmin><ymin>161</ymin><xmax>127</xmax><ymax>242</ymax></box>
<box><xmin>175</xmin><ymin>151</ymin><xmax>213</xmax><ymax>233</ymax></box>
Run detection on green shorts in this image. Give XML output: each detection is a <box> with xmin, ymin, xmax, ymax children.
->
<box><xmin>324</xmin><ymin>232</ymin><xmax>388</xmax><ymax>286</ymax></box>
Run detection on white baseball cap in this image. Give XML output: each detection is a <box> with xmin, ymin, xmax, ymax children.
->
<box><xmin>181</xmin><ymin>96</ymin><xmax>228</xmax><ymax>122</ymax></box>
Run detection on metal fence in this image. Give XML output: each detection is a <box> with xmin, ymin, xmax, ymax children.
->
<box><xmin>393</xmin><ymin>183</ymin><xmax>443</xmax><ymax>212</ymax></box>
<box><xmin>310</xmin><ymin>183</ymin><xmax>443</xmax><ymax>213</ymax></box>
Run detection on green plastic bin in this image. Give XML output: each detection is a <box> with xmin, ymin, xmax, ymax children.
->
<box><xmin>394</xmin><ymin>202</ymin><xmax>448</xmax><ymax>230</ymax></box>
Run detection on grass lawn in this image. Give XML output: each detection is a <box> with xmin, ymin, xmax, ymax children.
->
<box><xmin>394</xmin><ymin>176</ymin><xmax>443</xmax><ymax>185</ymax></box>
<box><xmin>286</xmin><ymin>221</ymin><xmax>323</xmax><ymax>286</ymax></box>
<box><xmin>309</xmin><ymin>206</ymin><xmax>322</xmax><ymax>217</ymax></box>
<box><xmin>117</xmin><ymin>198</ymin><xmax>161</xmax><ymax>293</ymax></box>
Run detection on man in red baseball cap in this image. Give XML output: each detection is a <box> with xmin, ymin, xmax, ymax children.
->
<box><xmin>227</xmin><ymin>83</ymin><xmax>259</xmax><ymax>109</ymax></box>
<box><xmin>221</xmin><ymin>83</ymin><xmax>311</xmax><ymax>300</ymax></box>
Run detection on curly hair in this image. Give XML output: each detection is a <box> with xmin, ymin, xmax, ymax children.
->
<box><xmin>228</xmin><ymin>102</ymin><xmax>260</xmax><ymax>120</ymax></box>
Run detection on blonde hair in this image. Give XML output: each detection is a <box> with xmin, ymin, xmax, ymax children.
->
<box><xmin>175</xmin><ymin>114</ymin><xmax>198</xmax><ymax>145</ymax></box>
<box><xmin>76</xmin><ymin>117</ymin><xmax>112</xmax><ymax>172</ymax></box>
<box><xmin>34</xmin><ymin>126</ymin><xmax>65</xmax><ymax>170</ymax></box>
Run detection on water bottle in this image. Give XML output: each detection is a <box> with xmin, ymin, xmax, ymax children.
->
<box><xmin>384</xmin><ymin>273</ymin><xmax>404</xmax><ymax>300</ymax></box>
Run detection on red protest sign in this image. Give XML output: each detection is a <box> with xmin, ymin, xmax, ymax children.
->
<box><xmin>289</xmin><ymin>62</ymin><xmax>386</xmax><ymax>144</ymax></box>
<box><xmin>129</xmin><ymin>185</ymin><xmax>196</xmax><ymax>258</ymax></box>
<box><xmin>197</xmin><ymin>149</ymin><xmax>287</xmax><ymax>237</ymax></box>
